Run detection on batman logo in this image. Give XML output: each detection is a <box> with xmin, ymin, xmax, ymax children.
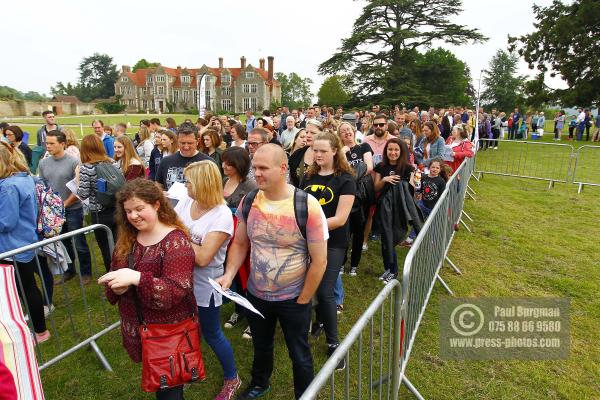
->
<box><xmin>304</xmin><ymin>184</ymin><xmax>335</xmax><ymax>206</ymax></box>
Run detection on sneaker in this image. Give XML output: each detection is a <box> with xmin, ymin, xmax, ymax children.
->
<box><xmin>224</xmin><ymin>312</ymin><xmax>241</xmax><ymax>329</ymax></box>
<box><xmin>242</xmin><ymin>326</ymin><xmax>252</xmax><ymax>340</ymax></box>
<box><xmin>327</xmin><ymin>344</ymin><xmax>346</xmax><ymax>371</ymax></box>
<box><xmin>362</xmin><ymin>243</ymin><xmax>368</xmax><ymax>252</ymax></box>
<box><xmin>34</xmin><ymin>330</ymin><xmax>51</xmax><ymax>345</ymax></box>
<box><xmin>215</xmin><ymin>374</ymin><xmax>242</xmax><ymax>400</ymax></box>
<box><xmin>236</xmin><ymin>384</ymin><xmax>271</xmax><ymax>400</ymax></box>
<box><xmin>493</xmin><ymin>146</ymin><xmax>498</xmax><ymax>150</ymax></box>
<box><xmin>44</xmin><ymin>304</ymin><xmax>55</xmax><ymax>317</ymax></box>
<box><xmin>310</xmin><ymin>321</ymin><xmax>324</xmax><ymax>337</ymax></box>
<box><xmin>383</xmin><ymin>273</ymin><xmax>398</xmax><ymax>284</ymax></box>
<box><xmin>339</xmin><ymin>267</ymin><xmax>344</xmax><ymax>275</ymax></box>
<box><xmin>378</xmin><ymin>270</ymin><xmax>391</xmax><ymax>281</ymax></box>
<box><xmin>349</xmin><ymin>267</ymin><xmax>357</xmax><ymax>276</ymax></box>
<box><xmin>336</xmin><ymin>304</ymin><xmax>344</xmax><ymax>315</ymax></box>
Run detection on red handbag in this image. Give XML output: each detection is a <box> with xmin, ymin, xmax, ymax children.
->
<box><xmin>128</xmin><ymin>250</ymin><xmax>206</xmax><ymax>392</ymax></box>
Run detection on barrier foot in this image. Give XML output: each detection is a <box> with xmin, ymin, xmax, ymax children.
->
<box><xmin>445</xmin><ymin>256</ymin><xmax>462</xmax><ymax>275</ymax></box>
<box><xmin>467</xmin><ymin>185</ymin><xmax>477</xmax><ymax>195</ymax></box>
<box><xmin>466</xmin><ymin>191</ymin><xmax>476</xmax><ymax>201</ymax></box>
<box><xmin>436</xmin><ymin>275</ymin><xmax>454</xmax><ymax>296</ymax></box>
<box><xmin>89</xmin><ymin>339</ymin><xmax>113</xmax><ymax>372</ymax></box>
<box><xmin>402</xmin><ymin>375</ymin><xmax>425</xmax><ymax>400</ymax></box>
<box><xmin>470</xmin><ymin>173</ymin><xmax>480</xmax><ymax>182</ymax></box>
<box><xmin>548</xmin><ymin>181</ymin><xmax>555</xmax><ymax>189</ymax></box>
<box><xmin>460</xmin><ymin>219</ymin><xmax>472</xmax><ymax>233</ymax></box>
<box><xmin>578</xmin><ymin>183</ymin><xmax>583</xmax><ymax>194</ymax></box>
<box><xmin>461</xmin><ymin>210</ymin><xmax>474</xmax><ymax>222</ymax></box>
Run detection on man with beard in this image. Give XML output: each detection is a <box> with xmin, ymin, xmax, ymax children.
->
<box><xmin>364</xmin><ymin>113</ymin><xmax>396</xmax><ymax>167</ymax></box>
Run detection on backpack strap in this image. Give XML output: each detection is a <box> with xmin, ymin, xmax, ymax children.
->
<box><xmin>241</xmin><ymin>188</ymin><xmax>259</xmax><ymax>224</ymax></box>
<box><xmin>293</xmin><ymin>188</ymin><xmax>308</xmax><ymax>240</ymax></box>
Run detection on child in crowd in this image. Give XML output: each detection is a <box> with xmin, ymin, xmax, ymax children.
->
<box><xmin>415</xmin><ymin>157</ymin><xmax>452</xmax><ymax>219</ymax></box>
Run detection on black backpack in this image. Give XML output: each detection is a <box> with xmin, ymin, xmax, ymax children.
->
<box><xmin>241</xmin><ymin>188</ymin><xmax>308</xmax><ymax>239</ymax></box>
<box><xmin>95</xmin><ymin>162</ymin><xmax>126</xmax><ymax>208</ymax></box>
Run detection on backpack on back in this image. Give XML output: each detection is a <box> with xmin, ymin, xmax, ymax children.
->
<box><xmin>35</xmin><ymin>180</ymin><xmax>65</xmax><ymax>238</ymax></box>
<box><xmin>94</xmin><ymin>162</ymin><xmax>126</xmax><ymax>208</ymax></box>
<box><xmin>241</xmin><ymin>188</ymin><xmax>308</xmax><ymax>239</ymax></box>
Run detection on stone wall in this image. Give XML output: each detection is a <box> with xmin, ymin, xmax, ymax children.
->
<box><xmin>0</xmin><ymin>100</ymin><xmax>100</xmax><ymax>117</ymax></box>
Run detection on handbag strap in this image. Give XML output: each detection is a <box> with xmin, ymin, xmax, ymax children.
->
<box><xmin>128</xmin><ymin>245</ymin><xmax>146</xmax><ymax>327</ymax></box>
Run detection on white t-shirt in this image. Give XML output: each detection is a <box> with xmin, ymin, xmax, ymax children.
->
<box><xmin>174</xmin><ymin>195</ymin><xmax>233</xmax><ymax>307</ymax></box>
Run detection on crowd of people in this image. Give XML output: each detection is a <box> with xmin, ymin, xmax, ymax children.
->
<box><xmin>9</xmin><ymin>100</ymin><xmax>594</xmax><ymax>399</ymax></box>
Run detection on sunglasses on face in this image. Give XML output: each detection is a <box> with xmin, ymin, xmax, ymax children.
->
<box><xmin>374</xmin><ymin>123</ymin><xmax>386</xmax><ymax>127</ymax></box>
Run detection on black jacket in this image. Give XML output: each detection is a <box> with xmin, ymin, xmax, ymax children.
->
<box><xmin>376</xmin><ymin>181</ymin><xmax>423</xmax><ymax>259</ymax></box>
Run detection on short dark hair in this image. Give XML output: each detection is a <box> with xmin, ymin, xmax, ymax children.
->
<box><xmin>373</xmin><ymin>113</ymin><xmax>387</xmax><ymax>122</ymax></box>
<box><xmin>232</xmin><ymin>123</ymin><xmax>247</xmax><ymax>140</ymax></box>
<box><xmin>177</xmin><ymin>121</ymin><xmax>198</xmax><ymax>139</ymax></box>
<box><xmin>262</xmin><ymin>110</ymin><xmax>271</xmax><ymax>117</ymax></box>
<box><xmin>46</xmin><ymin>129</ymin><xmax>66</xmax><ymax>144</ymax></box>
<box><xmin>140</xmin><ymin>119</ymin><xmax>151</xmax><ymax>127</ymax></box>
<box><xmin>6</xmin><ymin>125</ymin><xmax>24</xmax><ymax>142</ymax></box>
<box><xmin>221</xmin><ymin>146</ymin><xmax>251</xmax><ymax>180</ymax></box>
<box><xmin>150</xmin><ymin>118</ymin><xmax>161</xmax><ymax>126</ymax></box>
<box><xmin>0</xmin><ymin>122</ymin><xmax>9</xmax><ymax>134</ymax></box>
<box><xmin>42</xmin><ymin>110</ymin><xmax>54</xmax><ymax>117</ymax></box>
<box><xmin>92</xmin><ymin>119</ymin><xmax>104</xmax><ymax>127</ymax></box>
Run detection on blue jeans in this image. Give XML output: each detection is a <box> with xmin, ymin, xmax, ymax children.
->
<box><xmin>247</xmin><ymin>292</ymin><xmax>313</xmax><ymax>399</ymax></box>
<box><xmin>197</xmin><ymin>295</ymin><xmax>237</xmax><ymax>380</ymax></box>
<box><xmin>381</xmin><ymin>240</ymin><xmax>398</xmax><ymax>274</ymax></box>
<box><xmin>334</xmin><ymin>275</ymin><xmax>344</xmax><ymax>305</ymax></box>
<box><xmin>409</xmin><ymin>200</ymin><xmax>433</xmax><ymax>240</ymax></box>
<box><xmin>577</xmin><ymin>122</ymin><xmax>585</xmax><ymax>141</ymax></box>
<box><xmin>62</xmin><ymin>207</ymin><xmax>92</xmax><ymax>276</ymax></box>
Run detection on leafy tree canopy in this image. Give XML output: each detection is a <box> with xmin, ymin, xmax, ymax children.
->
<box><xmin>132</xmin><ymin>59</ymin><xmax>160</xmax><ymax>72</ymax></box>
<box><xmin>509</xmin><ymin>0</ymin><xmax>600</xmax><ymax>107</ymax></box>
<box><xmin>481</xmin><ymin>50</ymin><xmax>524</xmax><ymax>112</ymax></box>
<box><xmin>319</xmin><ymin>0</ymin><xmax>486</xmax><ymax>105</ymax></box>
<box><xmin>0</xmin><ymin>85</ymin><xmax>48</xmax><ymax>101</ymax></box>
<box><xmin>317</xmin><ymin>75</ymin><xmax>351</xmax><ymax>106</ymax></box>
<box><xmin>275</xmin><ymin>72</ymin><xmax>313</xmax><ymax>109</ymax></box>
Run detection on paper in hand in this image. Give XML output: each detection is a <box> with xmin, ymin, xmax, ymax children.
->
<box><xmin>166</xmin><ymin>182</ymin><xmax>188</xmax><ymax>200</ymax></box>
<box><xmin>209</xmin><ymin>278</ymin><xmax>264</xmax><ymax>318</ymax></box>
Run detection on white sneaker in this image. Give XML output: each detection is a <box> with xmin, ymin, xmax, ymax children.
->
<box><xmin>224</xmin><ymin>312</ymin><xmax>240</xmax><ymax>329</ymax></box>
<box><xmin>493</xmin><ymin>146</ymin><xmax>498</xmax><ymax>150</ymax></box>
<box><xmin>44</xmin><ymin>304</ymin><xmax>55</xmax><ymax>317</ymax></box>
<box><xmin>242</xmin><ymin>326</ymin><xmax>252</xmax><ymax>340</ymax></box>
<box><xmin>362</xmin><ymin>243</ymin><xmax>368</xmax><ymax>252</ymax></box>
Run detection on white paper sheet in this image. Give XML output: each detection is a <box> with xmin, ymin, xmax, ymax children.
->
<box><xmin>66</xmin><ymin>178</ymin><xmax>89</xmax><ymax>206</ymax></box>
<box><xmin>208</xmin><ymin>278</ymin><xmax>264</xmax><ymax>318</ymax></box>
<box><xmin>166</xmin><ymin>181</ymin><xmax>188</xmax><ymax>200</ymax></box>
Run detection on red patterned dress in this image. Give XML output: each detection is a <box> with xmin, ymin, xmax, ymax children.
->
<box><xmin>105</xmin><ymin>229</ymin><xmax>196</xmax><ymax>362</ymax></box>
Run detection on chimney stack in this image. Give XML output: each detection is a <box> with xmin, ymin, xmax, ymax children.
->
<box><xmin>122</xmin><ymin>65</ymin><xmax>131</xmax><ymax>73</ymax></box>
<box><xmin>240</xmin><ymin>56</ymin><xmax>246</xmax><ymax>69</ymax></box>
<box><xmin>219</xmin><ymin>57</ymin><xmax>223</xmax><ymax>69</ymax></box>
<box><xmin>259</xmin><ymin>58</ymin><xmax>265</xmax><ymax>70</ymax></box>
<box><xmin>267</xmin><ymin>56</ymin><xmax>274</xmax><ymax>82</ymax></box>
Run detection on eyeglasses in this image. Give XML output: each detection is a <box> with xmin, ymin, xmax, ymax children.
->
<box><xmin>247</xmin><ymin>141</ymin><xmax>264</xmax><ymax>147</ymax></box>
<box><xmin>374</xmin><ymin>123</ymin><xmax>386</xmax><ymax>127</ymax></box>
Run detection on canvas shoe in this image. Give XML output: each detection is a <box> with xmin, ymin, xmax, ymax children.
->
<box><xmin>235</xmin><ymin>384</ymin><xmax>271</xmax><ymax>400</ymax></box>
<box><xmin>378</xmin><ymin>270</ymin><xmax>391</xmax><ymax>281</ymax></box>
<box><xmin>327</xmin><ymin>344</ymin><xmax>346</xmax><ymax>371</ymax></box>
<box><xmin>383</xmin><ymin>273</ymin><xmax>398</xmax><ymax>284</ymax></box>
<box><xmin>215</xmin><ymin>374</ymin><xmax>242</xmax><ymax>400</ymax></box>
<box><xmin>349</xmin><ymin>267</ymin><xmax>358</xmax><ymax>276</ymax></box>
<box><xmin>242</xmin><ymin>326</ymin><xmax>252</xmax><ymax>340</ymax></box>
<box><xmin>224</xmin><ymin>312</ymin><xmax>241</xmax><ymax>329</ymax></box>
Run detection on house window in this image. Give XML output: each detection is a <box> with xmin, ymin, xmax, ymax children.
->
<box><xmin>122</xmin><ymin>76</ymin><xmax>128</xmax><ymax>82</ymax></box>
<box><xmin>250</xmin><ymin>84</ymin><xmax>257</xmax><ymax>93</ymax></box>
<box><xmin>183</xmin><ymin>90</ymin><xmax>189</xmax><ymax>102</ymax></box>
<box><xmin>141</xmin><ymin>88</ymin><xmax>147</xmax><ymax>96</ymax></box>
<box><xmin>128</xmin><ymin>86</ymin><xmax>133</xmax><ymax>95</ymax></box>
<box><xmin>143</xmin><ymin>100</ymin><xmax>147</xmax><ymax>109</ymax></box>
<box><xmin>182</xmin><ymin>75</ymin><xmax>191</xmax><ymax>84</ymax></box>
<box><xmin>243</xmin><ymin>84</ymin><xmax>250</xmax><ymax>94</ymax></box>
<box><xmin>118</xmin><ymin>87</ymin><xmax>123</xmax><ymax>94</ymax></box>
<box><xmin>158</xmin><ymin>86</ymin><xmax>164</xmax><ymax>95</ymax></box>
<box><xmin>147</xmin><ymin>76</ymin><xmax>153</xmax><ymax>83</ymax></box>
<box><xmin>156</xmin><ymin>75</ymin><xmax>166</xmax><ymax>83</ymax></box>
<box><xmin>174</xmin><ymin>90</ymin><xmax>179</xmax><ymax>103</ymax></box>
<box><xmin>129</xmin><ymin>99</ymin><xmax>135</xmax><ymax>106</ymax></box>
<box><xmin>221</xmin><ymin>87</ymin><xmax>231</xmax><ymax>96</ymax></box>
<box><xmin>245</xmin><ymin>72</ymin><xmax>254</xmax><ymax>79</ymax></box>
<box><xmin>221</xmin><ymin>74</ymin><xmax>231</xmax><ymax>85</ymax></box>
<box><xmin>221</xmin><ymin>99</ymin><xmax>232</xmax><ymax>112</ymax></box>
<box><xmin>243</xmin><ymin>97</ymin><xmax>257</xmax><ymax>112</ymax></box>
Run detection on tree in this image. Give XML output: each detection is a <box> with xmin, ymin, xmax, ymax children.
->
<box><xmin>508</xmin><ymin>0</ymin><xmax>600</xmax><ymax>107</ymax></box>
<box><xmin>132</xmin><ymin>58</ymin><xmax>160</xmax><ymax>72</ymax></box>
<box><xmin>51</xmin><ymin>53</ymin><xmax>119</xmax><ymax>102</ymax></box>
<box><xmin>275</xmin><ymin>72</ymin><xmax>313</xmax><ymax>109</ymax></box>
<box><xmin>0</xmin><ymin>85</ymin><xmax>48</xmax><ymax>101</ymax></box>
<box><xmin>318</xmin><ymin>0</ymin><xmax>486</xmax><ymax>103</ymax></box>
<box><xmin>317</xmin><ymin>75</ymin><xmax>350</xmax><ymax>106</ymax></box>
<box><xmin>481</xmin><ymin>50</ymin><xmax>524</xmax><ymax>112</ymax></box>
<box><xmin>96</xmin><ymin>95</ymin><xmax>127</xmax><ymax>114</ymax></box>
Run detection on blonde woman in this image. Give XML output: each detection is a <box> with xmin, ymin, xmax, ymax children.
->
<box><xmin>63</xmin><ymin>128</ymin><xmax>81</xmax><ymax>160</ymax></box>
<box><xmin>114</xmin><ymin>136</ymin><xmax>145</xmax><ymax>181</ymax></box>
<box><xmin>174</xmin><ymin>160</ymin><xmax>241</xmax><ymax>399</ymax></box>
<box><xmin>136</xmin><ymin>126</ymin><xmax>154</xmax><ymax>168</ymax></box>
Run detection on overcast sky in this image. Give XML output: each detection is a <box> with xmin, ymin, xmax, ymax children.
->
<box><xmin>1</xmin><ymin>0</ymin><xmax>558</xmax><ymax>99</ymax></box>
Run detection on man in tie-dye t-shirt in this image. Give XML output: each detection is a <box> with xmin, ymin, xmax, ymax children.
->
<box><xmin>217</xmin><ymin>144</ymin><xmax>328</xmax><ymax>399</ymax></box>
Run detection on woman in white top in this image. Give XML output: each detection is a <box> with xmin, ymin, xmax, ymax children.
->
<box><xmin>135</xmin><ymin>126</ymin><xmax>154</xmax><ymax>168</ymax></box>
<box><xmin>174</xmin><ymin>160</ymin><xmax>241</xmax><ymax>399</ymax></box>
<box><xmin>230</xmin><ymin>123</ymin><xmax>247</xmax><ymax>148</ymax></box>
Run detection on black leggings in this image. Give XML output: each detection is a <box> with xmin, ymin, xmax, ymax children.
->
<box><xmin>346</xmin><ymin>209</ymin><xmax>365</xmax><ymax>269</ymax></box>
<box><xmin>315</xmin><ymin>247</ymin><xmax>345</xmax><ymax>345</ymax></box>
<box><xmin>11</xmin><ymin>259</ymin><xmax>47</xmax><ymax>333</ymax></box>
<box><xmin>91</xmin><ymin>208</ymin><xmax>117</xmax><ymax>272</ymax></box>
<box><xmin>156</xmin><ymin>385</ymin><xmax>183</xmax><ymax>400</ymax></box>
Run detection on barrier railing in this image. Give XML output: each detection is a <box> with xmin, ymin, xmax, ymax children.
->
<box><xmin>473</xmin><ymin>139</ymin><xmax>573</xmax><ymax>188</ymax></box>
<box><xmin>571</xmin><ymin>145</ymin><xmax>600</xmax><ymax>193</ymax></box>
<box><xmin>6</xmin><ymin>122</ymin><xmax>85</xmax><ymax>139</ymax></box>
<box><xmin>0</xmin><ymin>224</ymin><xmax>120</xmax><ymax>373</ymax></box>
<box><xmin>300</xmin><ymin>280</ymin><xmax>402</xmax><ymax>400</ymax></box>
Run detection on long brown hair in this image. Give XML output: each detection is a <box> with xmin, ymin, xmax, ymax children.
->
<box><xmin>160</xmin><ymin>130</ymin><xmax>179</xmax><ymax>154</ymax></box>
<box><xmin>80</xmin><ymin>135</ymin><xmax>110</xmax><ymax>164</ymax></box>
<box><xmin>0</xmin><ymin>141</ymin><xmax>29</xmax><ymax>178</ymax></box>
<box><xmin>306</xmin><ymin>131</ymin><xmax>354</xmax><ymax>179</ymax></box>
<box><xmin>424</xmin><ymin>121</ymin><xmax>441</xmax><ymax>144</ymax></box>
<box><xmin>115</xmin><ymin>136</ymin><xmax>144</xmax><ymax>172</ymax></box>
<box><xmin>382</xmin><ymin>138</ymin><xmax>412</xmax><ymax>176</ymax></box>
<box><xmin>113</xmin><ymin>179</ymin><xmax>188</xmax><ymax>260</ymax></box>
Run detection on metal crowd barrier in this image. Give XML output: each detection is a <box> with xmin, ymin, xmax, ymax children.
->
<box><xmin>300</xmin><ymin>280</ymin><xmax>402</xmax><ymax>400</ymax></box>
<box><xmin>0</xmin><ymin>224</ymin><xmax>120</xmax><ymax>373</ymax></box>
<box><xmin>572</xmin><ymin>145</ymin><xmax>600</xmax><ymax>193</ymax></box>
<box><xmin>473</xmin><ymin>139</ymin><xmax>573</xmax><ymax>188</ymax></box>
